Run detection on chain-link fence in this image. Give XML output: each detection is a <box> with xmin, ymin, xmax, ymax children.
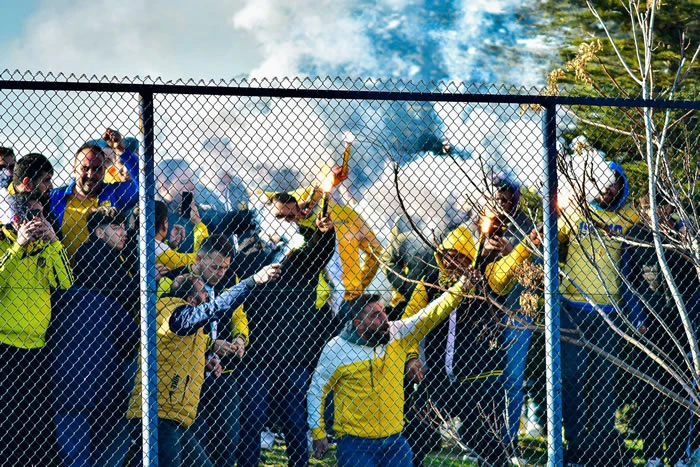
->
<box><xmin>0</xmin><ymin>72</ymin><xmax>699</xmax><ymax>467</ymax></box>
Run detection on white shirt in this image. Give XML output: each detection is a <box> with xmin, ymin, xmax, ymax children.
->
<box><xmin>0</xmin><ymin>188</ymin><xmax>15</xmax><ymax>225</ymax></box>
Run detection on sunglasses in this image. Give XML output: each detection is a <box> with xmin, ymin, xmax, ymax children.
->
<box><xmin>274</xmin><ymin>213</ymin><xmax>297</xmax><ymax>221</ymax></box>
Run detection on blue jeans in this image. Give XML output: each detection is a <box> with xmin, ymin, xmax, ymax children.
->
<box><xmin>336</xmin><ymin>434</ymin><xmax>412</xmax><ymax>467</ymax></box>
<box><xmin>55</xmin><ymin>405</ymin><xmax>129</xmax><ymax>467</ymax></box>
<box><xmin>237</xmin><ymin>366</ymin><xmax>311</xmax><ymax>467</ymax></box>
<box><xmin>107</xmin><ymin>418</ymin><xmax>213</xmax><ymax>467</ymax></box>
<box><xmin>501</xmin><ymin>313</ymin><xmax>533</xmax><ymax>446</ymax></box>
<box><xmin>561</xmin><ymin>301</ymin><xmax>622</xmax><ymax>459</ymax></box>
<box><xmin>188</xmin><ymin>373</ymin><xmax>240</xmax><ymax>467</ymax></box>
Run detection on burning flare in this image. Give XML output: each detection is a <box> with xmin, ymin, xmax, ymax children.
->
<box><xmin>320</xmin><ymin>173</ymin><xmax>334</xmax><ymax>217</ymax></box>
<box><xmin>480</xmin><ymin>207</ymin><xmax>497</xmax><ymax>235</ymax></box>
<box><xmin>321</xmin><ymin>173</ymin><xmax>335</xmax><ymax>193</ymax></box>
<box><xmin>481</xmin><ymin>214</ymin><xmax>493</xmax><ymax>235</ymax></box>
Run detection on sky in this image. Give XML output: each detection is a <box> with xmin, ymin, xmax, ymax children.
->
<box><xmin>1</xmin><ymin>0</ymin><xmax>263</xmax><ymax>81</ymax></box>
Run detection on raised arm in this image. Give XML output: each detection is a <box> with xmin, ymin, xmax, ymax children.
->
<box><xmin>169</xmin><ymin>263</ymin><xmax>281</xmax><ymax>335</ymax></box>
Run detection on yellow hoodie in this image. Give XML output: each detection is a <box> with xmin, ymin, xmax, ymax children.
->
<box><xmin>0</xmin><ymin>226</ymin><xmax>73</xmax><ymax>348</ymax></box>
<box><xmin>127</xmin><ymin>297</ymin><xmax>208</xmax><ymax>427</ymax></box>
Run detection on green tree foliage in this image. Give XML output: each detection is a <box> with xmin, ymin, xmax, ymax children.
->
<box><xmin>533</xmin><ymin>0</ymin><xmax>699</xmax><ymax>174</ymax></box>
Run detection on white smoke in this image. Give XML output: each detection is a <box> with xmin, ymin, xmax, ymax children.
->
<box><xmin>1</xmin><ymin>0</ymin><xmax>561</xmax><ymax>208</ymax></box>
<box><xmin>356</xmin><ymin>152</ymin><xmax>488</xmax><ymax>243</ymax></box>
<box><xmin>232</xmin><ymin>0</ymin><xmax>383</xmax><ymax>79</ymax></box>
<box><xmin>558</xmin><ymin>136</ymin><xmax>616</xmax><ymax>209</ymax></box>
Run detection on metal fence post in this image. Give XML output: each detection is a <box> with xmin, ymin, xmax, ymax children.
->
<box><xmin>139</xmin><ymin>91</ymin><xmax>158</xmax><ymax>466</ymax></box>
<box><xmin>543</xmin><ymin>104</ymin><xmax>563</xmax><ymax>466</ymax></box>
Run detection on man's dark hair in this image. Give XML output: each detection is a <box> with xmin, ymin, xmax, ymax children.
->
<box><xmin>169</xmin><ymin>274</ymin><xmax>200</xmax><ymax>300</ymax></box>
<box><xmin>155</xmin><ymin>200</ymin><xmax>169</xmax><ymax>233</ymax></box>
<box><xmin>87</xmin><ymin>206</ymin><xmax>126</xmax><ymax>234</ymax></box>
<box><xmin>74</xmin><ymin>143</ymin><xmax>106</xmax><ymax>162</ymax></box>
<box><xmin>348</xmin><ymin>294</ymin><xmax>384</xmax><ymax>321</ymax></box>
<box><xmin>0</xmin><ymin>147</ymin><xmax>15</xmax><ymax>160</ymax></box>
<box><xmin>14</xmin><ymin>191</ymin><xmax>43</xmax><ymax>221</ymax></box>
<box><xmin>267</xmin><ymin>191</ymin><xmax>298</xmax><ymax>206</ymax></box>
<box><xmin>198</xmin><ymin>234</ymin><xmax>234</xmax><ymax>258</ymax></box>
<box><xmin>13</xmin><ymin>153</ymin><xmax>54</xmax><ymax>187</ymax></box>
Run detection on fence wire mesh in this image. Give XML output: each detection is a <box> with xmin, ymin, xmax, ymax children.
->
<box><xmin>0</xmin><ymin>73</ymin><xmax>698</xmax><ymax>467</ymax></box>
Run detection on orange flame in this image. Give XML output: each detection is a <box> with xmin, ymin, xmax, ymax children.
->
<box><xmin>481</xmin><ymin>215</ymin><xmax>493</xmax><ymax>235</ymax></box>
<box><xmin>557</xmin><ymin>192</ymin><xmax>572</xmax><ymax>211</ymax></box>
<box><xmin>480</xmin><ymin>207</ymin><xmax>496</xmax><ymax>235</ymax></box>
<box><xmin>321</xmin><ymin>173</ymin><xmax>335</xmax><ymax>193</ymax></box>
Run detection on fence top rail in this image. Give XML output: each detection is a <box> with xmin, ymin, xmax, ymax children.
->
<box><xmin>0</xmin><ymin>76</ymin><xmax>698</xmax><ymax>110</ymax></box>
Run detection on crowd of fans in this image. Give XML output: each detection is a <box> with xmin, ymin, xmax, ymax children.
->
<box><xmin>0</xmin><ymin>129</ymin><xmax>699</xmax><ymax>467</ymax></box>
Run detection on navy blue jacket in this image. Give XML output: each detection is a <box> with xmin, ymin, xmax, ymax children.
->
<box><xmin>48</xmin><ymin>288</ymin><xmax>138</xmax><ymax>413</ymax></box>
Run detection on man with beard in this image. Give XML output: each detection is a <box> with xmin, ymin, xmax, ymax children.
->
<box><xmin>306</xmin><ymin>279</ymin><xmax>479</xmax><ymax>467</ymax></box>
<box><xmin>49</xmin><ymin>129</ymin><xmax>139</xmax><ymax>260</ymax></box>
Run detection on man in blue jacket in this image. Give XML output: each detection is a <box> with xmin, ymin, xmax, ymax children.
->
<box><xmin>49</xmin><ymin>128</ymin><xmax>139</xmax><ymax>260</ymax></box>
<box><xmin>49</xmin><ymin>288</ymin><xmax>139</xmax><ymax>467</ymax></box>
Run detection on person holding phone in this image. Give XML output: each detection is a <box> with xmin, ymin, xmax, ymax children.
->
<box><xmin>154</xmin><ymin>200</ymin><xmax>209</xmax><ymax>271</ymax></box>
<box><xmin>1</xmin><ymin>153</ymin><xmax>55</xmax><ymax>227</ymax></box>
<box><xmin>155</xmin><ymin>159</ymin><xmax>204</xmax><ymax>256</ymax></box>
<box><xmin>0</xmin><ymin>191</ymin><xmax>73</xmax><ymax>465</ymax></box>
<box><xmin>156</xmin><ymin>158</ymin><xmax>257</xmax><ymax>258</ymax></box>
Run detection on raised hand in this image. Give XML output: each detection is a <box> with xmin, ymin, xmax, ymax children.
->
<box><xmin>316</xmin><ymin>211</ymin><xmax>334</xmax><ymax>233</ymax></box>
<box><xmin>16</xmin><ymin>219</ymin><xmax>40</xmax><ymax>246</ymax></box>
<box><xmin>253</xmin><ymin>263</ymin><xmax>282</xmax><ymax>285</ymax></box>
<box><xmin>102</xmin><ymin>128</ymin><xmax>125</xmax><ymax>154</ymax></box>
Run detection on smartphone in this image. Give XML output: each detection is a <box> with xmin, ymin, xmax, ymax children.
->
<box><xmin>24</xmin><ymin>208</ymin><xmax>42</xmax><ymax>222</ymax></box>
<box><xmin>180</xmin><ymin>191</ymin><xmax>194</xmax><ymax>219</ymax></box>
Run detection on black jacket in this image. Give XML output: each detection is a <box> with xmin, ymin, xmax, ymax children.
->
<box><xmin>241</xmin><ymin>225</ymin><xmax>336</xmax><ymax>369</ymax></box>
<box><xmin>625</xmin><ymin>224</ymin><xmax>699</xmax><ymax>344</ymax></box>
<box><xmin>72</xmin><ymin>236</ymin><xmax>140</xmax><ymax>315</ymax></box>
<box><xmin>421</xmin><ymin>284</ymin><xmax>504</xmax><ymax>382</ymax></box>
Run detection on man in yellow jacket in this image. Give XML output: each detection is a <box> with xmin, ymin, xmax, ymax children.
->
<box><xmin>0</xmin><ymin>191</ymin><xmax>73</xmax><ymax>465</ymax></box>
<box><xmin>155</xmin><ymin>199</ymin><xmax>209</xmax><ymax>270</ymax></box>
<box><xmin>122</xmin><ymin>263</ymin><xmax>280</xmax><ymax>467</ymax></box>
<box><xmin>558</xmin><ymin>161</ymin><xmax>639</xmax><ymax>465</ymax></box>
<box><xmin>307</xmin><ymin>277</ymin><xmax>479</xmax><ymax>467</ymax></box>
<box><xmin>157</xmin><ymin>234</ymin><xmax>250</xmax><ymax>467</ymax></box>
